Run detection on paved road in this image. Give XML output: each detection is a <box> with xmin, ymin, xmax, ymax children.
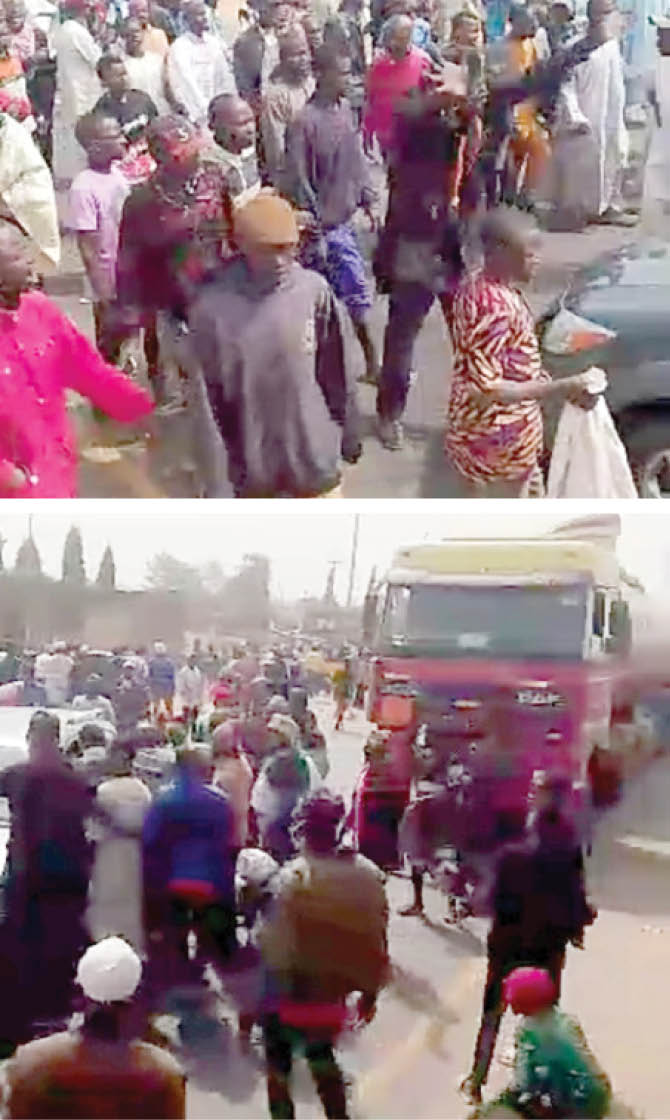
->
<box><xmin>181</xmin><ymin>696</ymin><xmax>670</xmax><ymax>1119</ymax></box>
<box><xmin>52</xmin><ymin>217</ymin><xmax>637</xmax><ymax>499</ymax></box>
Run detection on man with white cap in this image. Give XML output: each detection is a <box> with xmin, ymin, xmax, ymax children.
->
<box><xmin>5</xmin><ymin>936</ymin><xmax>186</xmax><ymax>1118</ymax></box>
<box><xmin>251</xmin><ymin>712</ymin><xmax>322</xmax><ymax>862</ymax></box>
<box><xmin>189</xmin><ymin>189</ymin><xmax>362</xmax><ymax>499</ymax></box>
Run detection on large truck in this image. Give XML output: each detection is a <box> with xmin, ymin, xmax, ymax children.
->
<box><xmin>365</xmin><ymin>518</ymin><xmax>640</xmax><ymax>818</ymax></box>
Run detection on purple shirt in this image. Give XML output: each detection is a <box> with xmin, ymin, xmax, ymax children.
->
<box><xmin>69</xmin><ymin>167</ymin><xmax>129</xmax><ymax>298</ymax></box>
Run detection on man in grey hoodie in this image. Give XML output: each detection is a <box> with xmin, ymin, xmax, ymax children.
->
<box><xmin>189</xmin><ymin>191</ymin><xmax>361</xmax><ymax>498</ymax></box>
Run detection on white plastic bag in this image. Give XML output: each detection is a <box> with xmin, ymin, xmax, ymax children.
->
<box><xmin>547</xmin><ymin>396</ymin><xmax>638</xmax><ymax>498</ymax></box>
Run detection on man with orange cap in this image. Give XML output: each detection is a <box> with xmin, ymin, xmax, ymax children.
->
<box><xmin>188</xmin><ymin>189</ymin><xmax>361</xmax><ymax>498</ymax></box>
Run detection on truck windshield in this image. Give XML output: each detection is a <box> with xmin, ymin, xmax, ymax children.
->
<box><xmin>380</xmin><ymin>583</ymin><xmax>589</xmax><ymax>660</ymax></box>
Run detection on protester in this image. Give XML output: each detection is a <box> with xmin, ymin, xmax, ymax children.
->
<box><xmin>205</xmin><ymin>93</ymin><xmax>262</xmax><ymax>204</ymax></box>
<box><xmin>0</xmin><ymin>224</ymin><xmax>153</xmax><ymax>498</ymax></box>
<box><xmin>446</xmin><ymin>207</ymin><xmax>601</xmax><ymax>497</ymax></box>
<box><xmin>37</xmin><ymin>641</ymin><xmax>74</xmax><ymax>705</ymax></box>
<box><xmin>362</xmin><ymin>14</ymin><xmax>431</xmax><ymax>161</ymax></box>
<box><xmin>142</xmin><ymin>746</ymin><xmax>238</xmax><ymax>997</ymax></box>
<box><xmin>116</xmin><ymin>114</ymin><xmax>233</xmax><ymax>412</ymax></box>
<box><xmin>5</xmin><ymin>937</ymin><xmax>186</xmax><ymax>1119</ymax></box>
<box><xmin>211</xmin><ymin>719</ymin><xmax>254</xmax><ymax>851</ymax></box>
<box><xmin>284</xmin><ymin>47</ymin><xmax>379</xmax><ymax>384</ymax></box>
<box><xmin>176</xmin><ymin>651</ymin><xmax>206</xmax><ymax>730</ymax></box>
<box><xmin>261</xmin><ymin>24</ymin><xmax>314</xmax><ymax>187</ymax></box>
<box><xmin>551</xmin><ymin>0</ymin><xmax>636</xmax><ymax>227</ymax></box>
<box><xmin>0</xmin><ymin>6</ymin><xmax>34</xmax><ymax>130</ymax></box>
<box><xmin>69</xmin><ymin>111</ymin><xmax>130</xmax><ymax>362</ymax></box>
<box><xmin>322</xmin><ymin>0</ymin><xmax>366</xmax><ymax>125</ymax></box>
<box><xmin>332</xmin><ymin>657</ymin><xmax>352</xmax><ymax>729</ymax></box>
<box><xmin>0</xmin><ymin>711</ymin><xmax>99</xmax><ymax>1043</ymax></box>
<box><xmin>121</xmin><ymin>18</ymin><xmax>171</xmax><ymax>113</ymax></box>
<box><xmin>128</xmin><ymin>0</ymin><xmax>170</xmax><ymax>56</ymax></box>
<box><xmin>350</xmin><ymin>729</ymin><xmax>410</xmax><ymax>871</ymax></box>
<box><xmin>52</xmin><ymin>0</ymin><xmax>102</xmax><ymax>187</ymax></box>
<box><xmin>505</xmin><ymin>5</ymin><xmax>550</xmax><ymax>209</ymax></box>
<box><xmin>189</xmin><ymin>190</ymin><xmax>362</xmax><ymax>498</ymax></box>
<box><xmin>167</xmin><ymin>0</ymin><xmax>236</xmax><ymax>128</ymax></box>
<box><xmin>72</xmin><ymin>673</ymin><xmax>117</xmax><ymax>724</ymax></box>
<box><xmin>87</xmin><ymin>741</ymin><xmax>152</xmax><ymax>952</ymax></box>
<box><xmin>94</xmin><ymin>52</ymin><xmax>159</xmax><ymax>185</ymax></box>
<box><xmin>259</xmin><ymin>791</ymin><xmax>389</xmax><ymax>1119</ymax></box>
<box><xmin>0</xmin><ymin>107</ymin><xmax>60</xmax><ymax>271</ymax></box>
<box><xmin>251</xmin><ymin>711</ymin><xmax>321</xmax><ymax>861</ymax></box>
<box><xmin>148</xmin><ymin>641</ymin><xmax>176</xmax><ymax>719</ymax></box>
<box><xmin>471</xmin><ymin>967</ymin><xmax>612</xmax><ymax>1118</ymax></box>
<box><xmin>460</xmin><ymin>800</ymin><xmax>597</xmax><ymax>1105</ymax></box>
<box><xmin>233</xmin><ymin>0</ymin><xmax>293</xmax><ymax>115</ymax></box>
<box><xmin>641</xmin><ymin>16</ymin><xmax>670</xmax><ymax>234</ymax></box>
<box><xmin>373</xmin><ymin>73</ymin><xmax>469</xmax><ymax>450</ymax></box>
<box><xmin>113</xmin><ymin>660</ymin><xmax>151</xmax><ymax>733</ymax></box>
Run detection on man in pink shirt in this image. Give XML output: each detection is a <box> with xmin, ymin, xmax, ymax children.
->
<box><xmin>362</xmin><ymin>13</ymin><xmax>430</xmax><ymax>159</ymax></box>
<box><xmin>0</xmin><ymin>223</ymin><xmax>153</xmax><ymax>497</ymax></box>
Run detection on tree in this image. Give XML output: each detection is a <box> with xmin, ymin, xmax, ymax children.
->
<box><xmin>62</xmin><ymin>526</ymin><xmax>86</xmax><ymax>585</ymax></box>
<box><xmin>96</xmin><ymin>545</ymin><xmax>116</xmax><ymax>591</ymax></box>
<box><xmin>220</xmin><ymin>553</ymin><xmax>271</xmax><ymax>630</ymax></box>
<box><xmin>15</xmin><ymin>533</ymin><xmax>42</xmax><ymax>576</ymax></box>
<box><xmin>145</xmin><ymin>552</ymin><xmax>202</xmax><ymax>596</ymax></box>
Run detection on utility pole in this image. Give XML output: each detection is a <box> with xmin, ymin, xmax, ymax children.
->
<box><xmin>347</xmin><ymin>514</ymin><xmax>360</xmax><ymax>608</ymax></box>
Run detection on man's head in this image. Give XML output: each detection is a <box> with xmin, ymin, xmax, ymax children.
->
<box><xmin>652</xmin><ymin>15</ymin><xmax>670</xmax><ymax>54</ymax></box>
<box><xmin>122</xmin><ymin>17</ymin><xmax>145</xmax><ymax>54</ymax></box>
<box><xmin>480</xmin><ymin>206</ymin><xmax>540</xmax><ymax>285</ymax></box>
<box><xmin>233</xmin><ymin>191</ymin><xmax>299</xmax><ymax>287</ymax></box>
<box><xmin>128</xmin><ymin>0</ymin><xmax>149</xmax><ymax>24</ymax></box>
<box><xmin>76</xmin><ymin>936</ymin><xmax>143</xmax><ymax>1005</ymax></box>
<box><xmin>267</xmin><ymin>712</ymin><xmax>299</xmax><ymax>750</ymax></box>
<box><xmin>183</xmin><ymin>0</ymin><xmax>209</xmax><ymax>35</ymax></box>
<box><xmin>97</xmin><ymin>53</ymin><xmax>130</xmax><ymax>96</ymax></box>
<box><xmin>177</xmin><ymin>744</ymin><xmax>214</xmax><ymax>782</ymax></box>
<box><xmin>5</xmin><ymin>0</ymin><xmax>26</xmax><ymax>34</ymax></box>
<box><xmin>187</xmin><ymin>651</ymin><xmax>198</xmax><ymax>668</ymax></box>
<box><xmin>208</xmin><ymin>93</ymin><xmax>256</xmax><ymax>152</ymax></box>
<box><xmin>75</xmin><ymin>111</ymin><xmax>126</xmax><ymax>169</ymax></box>
<box><xmin>451</xmin><ymin>7</ymin><xmax>482</xmax><ymax>45</ymax></box>
<box><xmin>313</xmin><ymin>44</ymin><xmax>352</xmax><ymax>98</ymax></box>
<box><xmin>508</xmin><ymin>3</ymin><xmax>537</xmax><ymax>37</ymax></box>
<box><xmin>258</xmin><ymin>0</ymin><xmax>293</xmax><ymax>33</ymax></box>
<box><xmin>0</xmin><ymin>223</ymin><xmax>34</xmax><ymax>310</ymax></box>
<box><xmin>212</xmin><ymin>720</ymin><xmax>239</xmax><ymax>759</ymax></box>
<box><xmin>278</xmin><ymin>24</ymin><xmax>311</xmax><ymax>81</ymax></box>
<box><xmin>84</xmin><ymin>673</ymin><xmax>103</xmax><ymax>697</ymax></box>
<box><xmin>586</xmin><ymin>0</ymin><xmax>617</xmax><ymax>40</ymax></box>
<box><xmin>292</xmin><ymin>790</ymin><xmax>345</xmax><ymax>854</ymax></box>
<box><xmin>121</xmin><ymin>659</ymin><xmax>137</xmax><ymax>681</ymax></box>
<box><xmin>27</xmin><ymin>709</ymin><xmax>61</xmax><ymax>762</ymax></box>
<box><xmin>549</xmin><ymin>0</ymin><xmax>573</xmax><ymax>24</ymax></box>
<box><xmin>147</xmin><ymin>115</ymin><xmax>201</xmax><ymax>178</ymax></box>
<box><xmin>381</xmin><ymin>13</ymin><xmax>414</xmax><ymax>59</ymax></box>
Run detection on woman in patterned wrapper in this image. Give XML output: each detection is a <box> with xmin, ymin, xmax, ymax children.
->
<box><xmin>445</xmin><ymin>207</ymin><xmax>601</xmax><ymax>498</ymax></box>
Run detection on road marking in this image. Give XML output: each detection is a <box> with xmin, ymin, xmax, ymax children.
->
<box><xmin>618</xmin><ymin>835</ymin><xmax>670</xmax><ymax>858</ymax></box>
<box><xmin>355</xmin><ymin>955</ymin><xmax>484</xmax><ymax>1115</ymax></box>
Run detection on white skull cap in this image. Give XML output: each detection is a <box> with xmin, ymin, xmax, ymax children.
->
<box><xmin>76</xmin><ymin>937</ymin><xmax>143</xmax><ymax>1004</ymax></box>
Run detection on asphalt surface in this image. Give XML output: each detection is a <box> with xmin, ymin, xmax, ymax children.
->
<box><xmin>169</xmin><ymin>695</ymin><xmax>670</xmax><ymax>1120</ymax></box>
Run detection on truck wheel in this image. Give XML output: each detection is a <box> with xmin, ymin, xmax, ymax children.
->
<box><xmin>624</xmin><ymin>417</ymin><xmax>670</xmax><ymax>498</ymax></box>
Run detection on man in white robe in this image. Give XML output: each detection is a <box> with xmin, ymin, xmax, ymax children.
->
<box><xmin>550</xmin><ymin>0</ymin><xmax>637</xmax><ymax>225</ymax></box>
<box><xmin>167</xmin><ymin>0</ymin><xmax>236</xmax><ymax>129</ymax></box>
<box><xmin>641</xmin><ymin>16</ymin><xmax>670</xmax><ymax>233</ymax></box>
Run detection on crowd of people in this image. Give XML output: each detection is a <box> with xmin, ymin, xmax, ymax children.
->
<box><xmin>0</xmin><ymin>0</ymin><xmax>657</xmax><ymax>497</ymax></box>
<box><xmin>0</xmin><ymin>632</ymin><xmax>627</xmax><ymax>1117</ymax></box>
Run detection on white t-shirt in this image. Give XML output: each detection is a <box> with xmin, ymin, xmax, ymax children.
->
<box><xmin>124</xmin><ymin>50</ymin><xmax>171</xmax><ymax>115</ymax></box>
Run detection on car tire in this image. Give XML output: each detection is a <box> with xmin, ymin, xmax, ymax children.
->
<box><xmin>622</xmin><ymin>416</ymin><xmax>670</xmax><ymax>498</ymax></box>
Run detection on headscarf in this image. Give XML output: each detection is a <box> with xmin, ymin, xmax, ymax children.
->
<box><xmin>503</xmin><ymin>967</ymin><xmax>557</xmax><ymax>1015</ymax></box>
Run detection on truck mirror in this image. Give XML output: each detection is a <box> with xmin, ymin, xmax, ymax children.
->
<box><xmin>593</xmin><ymin>591</ymin><xmax>606</xmax><ymax>637</ymax></box>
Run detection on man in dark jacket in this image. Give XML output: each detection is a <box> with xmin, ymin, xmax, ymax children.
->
<box><xmin>461</xmin><ymin>802</ymin><xmax>597</xmax><ymax>1105</ymax></box>
<box><xmin>142</xmin><ymin>747</ymin><xmax>237</xmax><ymax>999</ymax></box>
<box><xmin>189</xmin><ymin>190</ymin><xmax>361</xmax><ymax>498</ymax></box>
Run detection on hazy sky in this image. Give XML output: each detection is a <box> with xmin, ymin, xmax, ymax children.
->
<box><xmin>1</xmin><ymin>502</ymin><xmax>668</xmax><ymax>603</ymax></box>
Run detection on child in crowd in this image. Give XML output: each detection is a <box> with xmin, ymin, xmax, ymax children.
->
<box><xmin>472</xmin><ymin>967</ymin><xmax>612</xmax><ymax>1119</ymax></box>
<box><xmin>69</xmin><ymin>111</ymin><xmax>129</xmax><ymax>363</ymax></box>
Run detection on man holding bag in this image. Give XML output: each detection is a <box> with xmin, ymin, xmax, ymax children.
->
<box><xmin>446</xmin><ymin>207</ymin><xmax>598</xmax><ymax>497</ymax></box>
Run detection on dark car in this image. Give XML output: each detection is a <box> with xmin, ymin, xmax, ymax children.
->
<box><xmin>537</xmin><ymin>238</ymin><xmax>670</xmax><ymax>497</ymax></box>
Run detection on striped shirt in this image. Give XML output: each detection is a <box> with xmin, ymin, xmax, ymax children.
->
<box><xmin>446</xmin><ymin>272</ymin><xmax>548</xmax><ymax>482</ymax></box>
